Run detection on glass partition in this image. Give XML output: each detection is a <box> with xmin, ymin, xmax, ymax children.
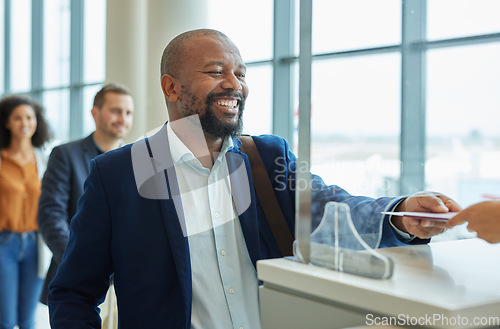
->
<box><xmin>294</xmin><ymin>0</ymin><xmax>500</xmax><ymax>267</ymax></box>
<box><xmin>426</xmin><ymin>43</ymin><xmax>500</xmax><ymax>208</ymax></box>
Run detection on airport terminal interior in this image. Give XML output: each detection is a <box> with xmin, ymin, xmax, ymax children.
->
<box><xmin>1</xmin><ymin>0</ymin><xmax>500</xmax><ymax>328</ymax></box>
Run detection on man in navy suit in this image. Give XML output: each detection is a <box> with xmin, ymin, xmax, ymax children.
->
<box><xmin>38</xmin><ymin>83</ymin><xmax>134</xmax><ymax>304</ymax></box>
<box><xmin>48</xmin><ymin>29</ymin><xmax>460</xmax><ymax>329</ymax></box>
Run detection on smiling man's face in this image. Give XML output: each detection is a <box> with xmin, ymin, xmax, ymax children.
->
<box><xmin>173</xmin><ymin>35</ymin><xmax>249</xmax><ymax>139</ymax></box>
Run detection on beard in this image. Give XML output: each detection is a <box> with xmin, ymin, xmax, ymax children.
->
<box><xmin>179</xmin><ymin>88</ymin><xmax>245</xmax><ymax>139</ymax></box>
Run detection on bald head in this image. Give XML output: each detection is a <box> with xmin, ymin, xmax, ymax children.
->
<box><xmin>160</xmin><ymin>29</ymin><xmax>234</xmax><ymax>78</ymax></box>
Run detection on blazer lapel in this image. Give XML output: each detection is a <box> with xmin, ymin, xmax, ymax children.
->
<box><xmin>80</xmin><ymin>134</ymin><xmax>101</xmax><ymax>171</ymax></box>
<box><xmin>137</xmin><ymin>124</ymin><xmax>192</xmax><ymax>314</ymax></box>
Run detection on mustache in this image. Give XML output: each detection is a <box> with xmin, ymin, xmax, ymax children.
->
<box><xmin>207</xmin><ymin>91</ymin><xmax>245</xmax><ymax>101</ymax></box>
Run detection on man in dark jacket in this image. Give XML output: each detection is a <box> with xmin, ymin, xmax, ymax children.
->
<box><xmin>38</xmin><ymin>83</ymin><xmax>134</xmax><ymax>304</ymax></box>
<box><xmin>47</xmin><ymin>29</ymin><xmax>459</xmax><ymax>329</ymax></box>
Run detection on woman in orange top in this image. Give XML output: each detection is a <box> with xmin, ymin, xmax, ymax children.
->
<box><xmin>0</xmin><ymin>95</ymin><xmax>51</xmax><ymax>329</ymax></box>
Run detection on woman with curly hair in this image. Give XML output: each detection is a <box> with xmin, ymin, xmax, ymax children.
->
<box><xmin>0</xmin><ymin>95</ymin><xmax>51</xmax><ymax>329</ymax></box>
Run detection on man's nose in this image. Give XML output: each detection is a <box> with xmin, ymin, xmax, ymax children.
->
<box><xmin>221</xmin><ymin>73</ymin><xmax>243</xmax><ymax>91</ymax></box>
<box><xmin>116</xmin><ymin>111</ymin><xmax>126</xmax><ymax>123</ymax></box>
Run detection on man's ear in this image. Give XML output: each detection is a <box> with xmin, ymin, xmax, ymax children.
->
<box><xmin>161</xmin><ymin>74</ymin><xmax>179</xmax><ymax>102</ymax></box>
<box><xmin>91</xmin><ymin>106</ymin><xmax>98</xmax><ymax>122</ymax></box>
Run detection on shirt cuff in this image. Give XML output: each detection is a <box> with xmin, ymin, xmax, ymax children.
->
<box><xmin>387</xmin><ymin>198</ymin><xmax>416</xmax><ymax>243</ymax></box>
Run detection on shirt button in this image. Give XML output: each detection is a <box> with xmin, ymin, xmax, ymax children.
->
<box><xmin>214</xmin><ymin>212</ymin><xmax>219</xmax><ymax>218</ymax></box>
<box><xmin>220</xmin><ymin>249</ymin><xmax>226</xmax><ymax>256</ymax></box>
<box><xmin>228</xmin><ymin>288</ymin><xmax>235</xmax><ymax>294</ymax></box>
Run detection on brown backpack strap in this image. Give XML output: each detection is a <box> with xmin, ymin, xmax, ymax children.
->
<box><xmin>239</xmin><ymin>136</ymin><xmax>294</xmax><ymax>257</ymax></box>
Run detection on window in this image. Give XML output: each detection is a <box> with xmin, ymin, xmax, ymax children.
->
<box><xmin>242</xmin><ymin>65</ymin><xmax>273</xmax><ymax>135</ymax></box>
<box><xmin>44</xmin><ymin>0</ymin><xmax>70</xmax><ymax>89</ymax></box>
<box><xmin>207</xmin><ymin>0</ymin><xmax>274</xmax><ymax>135</ymax></box>
<box><xmin>426</xmin><ymin>43</ymin><xmax>500</xmax><ymax>206</ymax></box>
<box><xmin>43</xmin><ymin>89</ymin><xmax>70</xmax><ymax>141</ymax></box>
<box><xmin>428</xmin><ymin>0</ymin><xmax>500</xmax><ymax>41</ymax></box>
<box><xmin>207</xmin><ymin>0</ymin><xmax>273</xmax><ymax>62</ymax></box>
<box><xmin>310</xmin><ymin>53</ymin><xmax>401</xmax><ymax>196</ymax></box>
<box><xmin>84</xmin><ymin>0</ymin><xmax>105</xmax><ymax>83</ymax></box>
<box><xmin>1</xmin><ymin>0</ymin><xmax>106</xmax><ymax>143</ymax></box>
<box><xmin>312</xmin><ymin>0</ymin><xmax>400</xmax><ymax>53</ymax></box>
<box><xmin>10</xmin><ymin>0</ymin><xmax>31</xmax><ymax>93</ymax></box>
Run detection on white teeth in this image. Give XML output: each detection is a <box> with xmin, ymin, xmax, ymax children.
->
<box><xmin>217</xmin><ymin>100</ymin><xmax>237</xmax><ymax>108</ymax></box>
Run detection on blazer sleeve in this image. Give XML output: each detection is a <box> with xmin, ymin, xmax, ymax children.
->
<box><xmin>255</xmin><ymin>135</ymin><xmax>426</xmax><ymax>249</ymax></box>
<box><xmin>48</xmin><ymin>158</ymin><xmax>112</xmax><ymax>328</ymax></box>
<box><xmin>38</xmin><ymin>146</ymin><xmax>73</xmax><ymax>263</ymax></box>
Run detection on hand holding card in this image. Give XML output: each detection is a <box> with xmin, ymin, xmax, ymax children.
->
<box><xmin>382</xmin><ymin>211</ymin><xmax>458</xmax><ymax>222</ymax></box>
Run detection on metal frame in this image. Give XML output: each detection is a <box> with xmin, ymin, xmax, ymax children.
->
<box><xmin>273</xmin><ymin>0</ymin><xmax>295</xmax><ymax>145</ymax></box>
<box><xmin>400</xmin><ymin>0</ymin><xmax>427</xmax><ymax>194</ymax></box>
<box><xmin>69</xmin><ymin>0</ymin><xmax>85</xmax><ymax>139</ymax></box>
<box><xmin>3</xmin><ymin>0</ymin><xmax>11</xmax><ymax>92</ymax></box>
<box><xmin>31</xmin><ymin>0</ymin><xmax>43</xmax><ymax>102</ymax></box>
<box><xmin>295</xmin><ymin>0</ymin><xmax>313</xmax><ymax>263</ymax></box>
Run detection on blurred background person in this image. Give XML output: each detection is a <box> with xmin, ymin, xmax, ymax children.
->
<box><xmin>0</xmin><ymin>95</ymin><xmax>52</xmax><ymax>329</ymax></box>
<box><xmin>37</xmin><ymin>83</ymin><xmax>133</xmax><ymax>328</ymax></box>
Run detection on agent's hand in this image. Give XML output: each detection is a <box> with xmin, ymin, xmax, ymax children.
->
<box><xmin>393</xmin><ymin>192</ymin><xmax>462</xmax><ymax>239</ymax></box>
<box><xmin>447</xmin><ymin>201</ymin><xmax>500</xmax><ymax>243</ymax></box>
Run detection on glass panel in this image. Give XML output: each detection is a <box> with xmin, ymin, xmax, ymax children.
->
<box><xmin>426</xmin><ymin>44</ymin><xmax>500</xmax><ymax>209</ymax></box>
<box><xmin>207</xmin><ymin>0</ymin><xmax>273</xmax><ymax>62</ymax></box>
<box><xmin>43</xmin><ymin>89</ymin><xmax>70</xmax><ymax>143</ymax></box>
<box><xmin>312</xmin><ymin>0</ymin><xmax>400</xmax><ymax>54</ymax></box>
<box><xmin>428</xmin><ymin>0</ymin><xmax>500</xmax><ymax>41</ymax></box>
<box><xmin>294</xmin><ymin>54</ymin><xmax>400</xmax><ymax>268</ymax></box>
<box><xmin>44</xmin><ymin>0</ymin><xmax>70</xmax><ymax>88</ymax></box>
<box><xmin>242</xmin><ymin>64</ymin><xmax>272</xmax><ymax>135</ymax></box>
<box><xmin>309</xmin><ymin>53</ymin><xmax>401</xmax><ymax>197</ymax></box>
<box><xmin>10</xmin><ymin>0</ymin><xmax>31</xmax><ymax>92</ymax></box>
<box><xmin>84</xmin><ymin>0</ymin><xmax>106</xmax><ymax>83</ymax></box>
<box><xmin>82</xmin><ymin>84</ymin><xmax>102</xmax><ymax>136</ymax></box>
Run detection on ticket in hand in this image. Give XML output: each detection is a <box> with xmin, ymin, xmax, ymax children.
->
<box><xmin>381</xmin><ymin>211</ymin><xmax>458</xmax><ymax>221</ymax></box>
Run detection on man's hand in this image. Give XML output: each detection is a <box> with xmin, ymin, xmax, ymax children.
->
<box><xmin>392</xmin><ymin>192</ymin><xmax>463</xmax><ymax>239</ymax></box>
<box><xmin>447</xmin><ymin>201</ymin><xmax>500</xmax><ymax>243</ymax></box>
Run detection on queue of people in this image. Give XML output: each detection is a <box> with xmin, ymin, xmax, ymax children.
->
<box><xmin>0</xmin><ymin>28</ymin><xmax>498</xmax><ymax>329</ymax></box>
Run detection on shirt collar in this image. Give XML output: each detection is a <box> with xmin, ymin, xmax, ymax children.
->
<box><xmin>91</xmin><ymin>133</ymin><xmax>124</xmax><ymax>155</ymax></box>
<box><xmin>91</xmin><ymin>135</ymin><xmax>105</xmax><ymax>155</ymax></box>
<box><xmin>167</xmin><ymin>122</ymin><xmax>234</xmax><ymax>166</ymax></box>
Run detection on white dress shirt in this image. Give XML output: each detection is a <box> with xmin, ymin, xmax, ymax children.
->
<box><xmin>167</xmin><ymin>123</ymin><xmax>261</xmax><ymax>329</ymax></box>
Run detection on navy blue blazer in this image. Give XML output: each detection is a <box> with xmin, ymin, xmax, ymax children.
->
<box><xmin>38</xmin><ymin>134</ymin><xmax>101</xmax><ymax>304</ymax></box>
<box><xmin>48</xmin><ymin>125</ymin><xmax>420</xmax><ymax>328</ymax></box>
